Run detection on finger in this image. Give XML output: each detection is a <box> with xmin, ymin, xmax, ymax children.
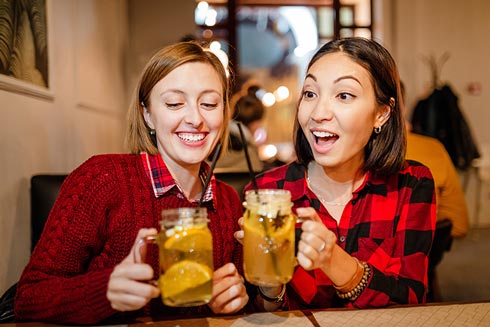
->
<box><xmin>111</xmin><ymin>262</ymin><xmax>155</xmax><ymax>282</ymax></box>
<box><xmin>301</xmin><ymin>229</ymin><xmax>327</xmax><ymax>253</ymax></box>
<box><xmin>109</xmin><ymin>279</ymin><xmax>159</xmax><ymax>300</ymax></box>
<box><xmin>209</xmin><ymin>282</ymin><xmax>248</xmax><ymax>314</ymax></box>
<box><xmin>298</xmin><ymin>239</ymin><xmax>320</xmax><ymax>260</ymax></box>
<box><xmin>296</xmin><ymin>207</ymin><xmax>322</xmax><ymax>223</ymax></box>
<box><xmin>238</xmin><ymin>217</ymin><xmax>244</xmax><ymax>227</ymax></box>
<box><xmin>219</xmin><ymin>294</ymin><xmax>249</xmax><ymax>314</ymax></box>
<box><xmin>234</xmin><ymin>230</ymin><xmax>244</xmax><ymax>244</ymax></box>
<box><xmin>297</xmin><ymin>252</ymin><xmax>313</xmax><ymax>270</ymax></box>
<box><xmin>107</xmin><ymin>279</ymin><xmax>159</xmax><ymax>311</ymax></box>
<box><xmin>213</xmin><ymin>263</ymin><xmax>238</xmax><ymax>283</ymax></box>
<box><xmin>109</xmin><ymin>291</ymin><xmax>155</xmax><ymax>312</ymax></box>
<box><xmin>212</xmin><ymin>275</ymin><xmax>243</xmax><ymax>300</ymax></box>
<box><xmin>301</xmin><ymin>220</ymin><xmax>327</xmax><ymax>234</ymax></box>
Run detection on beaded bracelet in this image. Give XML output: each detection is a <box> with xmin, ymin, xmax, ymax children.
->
<box><xmin>258</xmin><ymin>284</ymin><xmax>286</xmax><ymax>303</ymax></box>
<box><xmin>336</xmin><ymin>261</ymin><xmax>371</xmax><ymax>301</ymax></box>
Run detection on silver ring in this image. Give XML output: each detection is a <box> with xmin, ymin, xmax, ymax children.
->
<box><xmin>318</xmin><ymin>241</ymin><xmax>326</xmax><ymax>252</ymax></box>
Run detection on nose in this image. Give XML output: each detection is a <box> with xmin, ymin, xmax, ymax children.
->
<box><xmin>310</xmin><ymin>98</ymin><xmax>334</xmax><ymax>122</ymax></box>
<box><xmin>184</xmin><ymin>103</ymin><xmax>204</xmax><ymax>127</ymax></box>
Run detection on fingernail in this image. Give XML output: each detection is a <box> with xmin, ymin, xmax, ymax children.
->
<box><xmin>229</xmin><ymin>285</ymin><xmax>239</xmax><ymax>297</ymax></box>
<box><xmin>230</xmin><ymin>298</ymin><xmax>241</xmax><ymax>310</ymax></box>
<box><xmin>228</xmin><ymin>263</ymin><xmax>236</xmax><ymax>274</ymax></box>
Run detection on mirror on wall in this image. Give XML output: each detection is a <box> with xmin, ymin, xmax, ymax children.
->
<box><xmin>194</xmin><ymin>0</ymin><xmax>373</xmax><ymax>164</ymax></box>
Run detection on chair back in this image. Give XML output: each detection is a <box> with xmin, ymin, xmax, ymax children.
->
<box><xmin>30</xmin><ymin>174</ymin><xmax>67</xmax><ymax>252</ymax></box>
<box><xmin>427</xmin><ymin>218</ymin><xmax>453</xmax><ymax>302</ymax></box>
<box><xmin>214</xmin><ymin>171</ymin><xmax>252</xmax><ymax>201</ymax></box>
<box><xmin>0</xmin><ymin>174</ymin><xmax>67</xmax><ymax>323</ymax></box>
<box><xmin>429</xmin><ymin>218</ymin><xmax>453</xmax><ymax>270</ymax></box>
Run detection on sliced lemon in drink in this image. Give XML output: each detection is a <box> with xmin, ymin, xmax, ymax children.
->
<box><xmin>164</xmin><ymin>227</ymin><xmax>212</xmax><ymax>252</ymax></box>
<box><xmin>160</xmin><ymin>260</ymin><xmax>213</xmax><ymax>300</ymax></box>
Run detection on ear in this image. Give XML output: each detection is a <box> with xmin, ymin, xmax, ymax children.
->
<box><xmin>374</xmin><ymin>99</ymin><xmax>393</xmax><ymax>129</ymax></box>
<box><xmin>142</xmin><ymin>103</ymin><xmax>155</xmax><ymax>130</ymax></box>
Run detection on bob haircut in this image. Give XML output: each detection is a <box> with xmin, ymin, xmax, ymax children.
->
<box><xmin>126</xmin><ymin>41</ymin><xmax>231</xmax><ymax>158</ymax></box>
<box><xmin>294</xmin><ymin>37</ymin><xmax>406</xmax><ymax>176</ymax></box>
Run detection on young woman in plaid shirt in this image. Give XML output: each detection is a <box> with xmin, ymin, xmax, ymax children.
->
<box><xmin>240</xmin><ymin>37</ymin><xmax>436</xmax><ymax>310</ymax></box>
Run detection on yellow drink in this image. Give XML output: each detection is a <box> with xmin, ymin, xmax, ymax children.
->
<box><xmin>243</xmin><ymin>189</ymin><xmax>296</xmax><ymax>287</ymax></box>
<box><xmin>158</xmin><ymin>208</ymin><xmax>213</xmax><ymax>307</ymax></box>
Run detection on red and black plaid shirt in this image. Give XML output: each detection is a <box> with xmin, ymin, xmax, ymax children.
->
<box><xmin>247</xmin><ymin>160</ymin><xmax>436</xmax><ymax>309</ymax></box>
<box><xmin>140</xmin><ymin>152</ymin><xmax>215</xmax><ymax>207</ymax></box>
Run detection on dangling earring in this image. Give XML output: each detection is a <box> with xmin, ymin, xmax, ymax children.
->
<box><xmin>374</xmin><ymin>126</ymin><xmax>382</xmax><ymax>134</ymax></box>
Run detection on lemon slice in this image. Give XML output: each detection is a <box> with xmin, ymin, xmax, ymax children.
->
<box><xmin>160</xmin><ymin>260</ymin><xmax>213</xmax><ymax>299</ymax></box>
<box><xmin>164</xmin><ymin>227</ymin><xmax>212</xmax><ymax>252</ymax></box>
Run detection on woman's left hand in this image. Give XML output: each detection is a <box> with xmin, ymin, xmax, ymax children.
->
<box><xmin>233</xmin><ymin>217</ymin><xmax>244</xmax><ymax>245</ymax></box>
<box><xmin>296</xmin><ymin>207</ymin><xmax>337</xmax><ymax>270</ymax></box>
<box><xmin>208</xmin><ymin>263</ymin><xmax>249</xmax><ymax>314</ymax></box>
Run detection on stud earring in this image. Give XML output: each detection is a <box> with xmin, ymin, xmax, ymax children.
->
<box><xmin>374</xmin><ymin>126</ymin><xmax>382</xmax><ymax>134</ymax></box>
<box><xmin>149</xmin><ymin>129</ymin><xmax>156</xmax><ymax>136</ymax></box>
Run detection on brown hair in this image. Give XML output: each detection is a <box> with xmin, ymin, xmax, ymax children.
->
<box><xmin>126</xmin><ymin>41</ymin><xmax>231</xmax><ymax>157</ymax></box>
<box><xmin>231</xmin><ymin>83</ymin><xmax>265</xmax><ymax>126</ymax></box>
<box><xmin>294</xmin><ymin>37</ymin><xmax>406</xmax><ymax>176</ymax></box>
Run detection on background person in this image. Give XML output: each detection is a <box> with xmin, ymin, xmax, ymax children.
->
<box><xmin>401</xmin><ymin>81</ymin><xmax>469</xmax><ymax>238</ymax></box>
<box><xmin>15</xmin><ymin>41</ymin><xmax>250</xmax><ymax>324</ymax></box>
<box><xmin>216</xmin><ymin>82</ymin><xmax>265</xmax><ymax>173</ymax></box>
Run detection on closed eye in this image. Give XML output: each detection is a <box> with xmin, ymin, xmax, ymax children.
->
<box><xmin>166</xmin><ymin>103</ymin><xmax>184</xmax><ymax>109</ymax></box>
<box><xmin>201</xmin><ymin>103</ymin><xmax>219</xmax><ymax>110</ymax></box>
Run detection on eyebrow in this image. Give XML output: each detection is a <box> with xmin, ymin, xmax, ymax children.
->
<box><xmin>305</xmin><ymin>73</ymin><xmax>317</xmax><ymax>82</ymax></box>
<box><xmin>305</xmin><ymin>73</ymin><xmax>362</xmax><ymax>86</ymax></box>
<box><xmin>334</xmin><ymin>75</ymin><xmax>362</xmax><ymax>86</ymax></box>
<box><xmin>160</xmin><ymin>89</ymin><xmax>222</xmax><ymax>97</ymax></box>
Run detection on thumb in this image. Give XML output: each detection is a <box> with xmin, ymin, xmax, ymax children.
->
<box><xmin>124</xmin><ymin>228</ymin><xmax>158</xmax><ymax>264</ymax></box>
<box><xmin>296</xmin><ymin>207</ymin><xmax>322</xmax><ymax>223</ymax></box>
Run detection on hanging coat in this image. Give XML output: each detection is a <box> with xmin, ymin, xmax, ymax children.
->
<box><xmin>411</xmin><ymin>84</ymin><xmax>480</xmax><ymax>171</ymax></box>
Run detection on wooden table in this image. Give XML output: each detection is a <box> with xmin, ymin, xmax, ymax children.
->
<box><xmin>5</xmin><ymin>301</ymin><xmax>490</xmax><ymax>326</ymax></box>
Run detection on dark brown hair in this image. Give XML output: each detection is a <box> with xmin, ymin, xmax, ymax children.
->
<box><xmin>231</xmin><ymin>84</ymin><xmax>265</xmax><ymax>126</ymax></box>
<box><xmin>294</xmin><ymin>37</ymin><xmax>406</xmax><ymax>176</ymax></box>
<box><xmin>126</xmin><ymin>41</ymin><xmax>231</xmax><ymax>156</ymax></box>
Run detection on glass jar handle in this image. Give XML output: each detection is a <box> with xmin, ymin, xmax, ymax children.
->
<box><xmin>133</xmin><ymin>235</ymin><xmax>159</xmax><ymax>286</ymax></box>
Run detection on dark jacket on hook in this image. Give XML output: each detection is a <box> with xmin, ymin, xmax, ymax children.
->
<box><xmin>411</xmin><ymin>84</ymin><xmax>480</xmax><ymax>171</ymax></box>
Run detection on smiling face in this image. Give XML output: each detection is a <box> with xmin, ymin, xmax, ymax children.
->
<box><xmin>298</xmin><ymin>52</ymin><xmax>390</xmax><ymax>176</ymax></box>
<box><xmin>143</xmin><ymin>61</ymin><xmax>224</xmax><ymax>171</ymax></box>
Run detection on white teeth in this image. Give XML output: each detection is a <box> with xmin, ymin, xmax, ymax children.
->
<box><xmin>178</xmin><ymin>133</ymin><xmax>205</xmax><ymax>142</ymax></box>
<box><xmin>312</xmin><ymin>131</ymin><xmax>336</xmax><ymax>138</ymax></box>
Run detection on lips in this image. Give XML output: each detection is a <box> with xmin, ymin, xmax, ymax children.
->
<box><xmin>177</xmin><ymin>132</ymin><xmax>206</xmax><ymax>143</ymax></box>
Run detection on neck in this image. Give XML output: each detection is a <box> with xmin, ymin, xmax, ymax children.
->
<box><xmin>163</xmin><ymin>157</ymin><xmax>203</xmax><ymax>202</ymax></box>
<box><xmin>307</xmin><ymin>161</ymin><xmax>363</xmax><ymax>206</ymax></box>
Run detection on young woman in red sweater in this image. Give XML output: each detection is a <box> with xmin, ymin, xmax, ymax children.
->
<box><xmin>15</xmin><ymin>42</ymin><xmax>250</xmax><ymax>324</ymax></box>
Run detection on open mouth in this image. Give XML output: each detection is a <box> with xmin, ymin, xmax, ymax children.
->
<box><xmin>312</xmin><ymin>130</ymin><xmax>338</xmax><ymax>145</ymax></box>
<box><xmin>177</xmin><ymin>132</ymin><xmax>206</xmax><ymax>143</ymax></box>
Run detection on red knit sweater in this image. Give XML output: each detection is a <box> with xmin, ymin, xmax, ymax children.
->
<box><xmin>14</xmin><ymin>154</ymin><xmax>244</xmax><ymax>324</ymax></box>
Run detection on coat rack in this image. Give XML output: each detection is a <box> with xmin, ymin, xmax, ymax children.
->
<box><xmin>421</xmin><ymin>52</ymin><xmax>450</xmax><ymax>89</ymax></box>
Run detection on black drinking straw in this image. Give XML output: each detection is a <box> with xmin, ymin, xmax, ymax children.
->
<box><xmin>237</xmin><ymin>123</ymin><xmax>280</xmax><ymax>275</ymax></box>
<box><xmin>237</xmin><ymin>123</ymin><xmax>259</xmax><ymax>192</ymax></box>
<box><xmin>198</xmin><ymin>143</ymin><xmax>222</xmax><ymax>208</ymax></box>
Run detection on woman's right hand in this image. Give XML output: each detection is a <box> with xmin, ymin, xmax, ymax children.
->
<box><xmin>107</xmin><ymin>228</ymin><xmax>160</xmax><ymax>312</ymax></box>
